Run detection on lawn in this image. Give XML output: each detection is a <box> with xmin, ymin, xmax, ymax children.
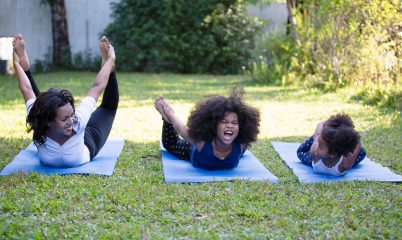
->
<box><xmin>0</xmin><ymin>71</ymin><xmax>401</xmax><ymax>239</ymax></box>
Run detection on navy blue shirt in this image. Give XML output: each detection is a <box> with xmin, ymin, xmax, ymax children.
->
<box><xmin>191</xmin><ymin>139</ymin><xmax>243</xmax><ymax>170</ymax></box>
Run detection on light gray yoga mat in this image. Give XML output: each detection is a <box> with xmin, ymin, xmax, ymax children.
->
<box><xmin>161</xmin><ymin>148</ymin><xmax>278</xmax><ymax>183</ymax></box>
<box><xmin>0</xmin><ymin>139</ymin><xmax>124</xmax><ymax>176</ymax></box>
<box><xmin>271</xmin><ymin>141</ymin><xmax>402</xmax><ymax>183</ymax></box>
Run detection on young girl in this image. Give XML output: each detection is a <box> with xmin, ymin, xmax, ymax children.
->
<box><xmin>13</xmin><ymin>34</ymin><xmax>119</xmax><ymax>168</ymax></box>
<box><xmin>154</xmin><ymin>92</ymin><xmax>260</xmax><ymax>170</ymax></box>
<box><xmin>297</xmin><ymin>113</ymin><xmax>366</xmax><ymax>176</ymax></box>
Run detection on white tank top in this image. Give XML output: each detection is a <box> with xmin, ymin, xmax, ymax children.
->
<box><xmin>312</xmin><ymin>156</ymin><xmax>346</xmax><ymax>176</ymax></box>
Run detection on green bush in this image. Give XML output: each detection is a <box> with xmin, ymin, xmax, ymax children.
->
<box><xmin>72</xmin><ymin>50</ymin><xmax>101</xmax><ymax>72</ymax></box>
<box><xmin>104</xmin><ymin>0</ymin><xmax>262</xmax><ymax>74</ymax></box>
<box><xmin>250</xmin><ymin>0</ymin><xmax>401</xmax><ymax>91</ymax></box>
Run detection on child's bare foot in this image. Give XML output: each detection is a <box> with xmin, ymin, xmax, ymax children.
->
<box><xmin>12</xmin><ymin>34</ymin><xmax>30</xmax><ymax>71</ymax></box>
<box><xmin>154</xmin><ymin>96</ymin><xmax>173</xmax><ymax>123</ymax></box>
<box><xmin>100</xmin><ymin>36</ymin><xmax>115</xmax><ymax>70</ymax></box>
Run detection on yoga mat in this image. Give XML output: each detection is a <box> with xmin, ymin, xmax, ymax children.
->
<box><xmin>271</xmin><ymin>141</ymin><xmax>402</xmax><ymax>183</ymax></box>
<box><xmin>161</xmin><ymin>148</ymin><xmax>278</xmax><ymax>183</ymax></box>
<box><xmin>0</xmin><ymin>139</ymin><xmax>124</xmax><ymax>176</ymax></box>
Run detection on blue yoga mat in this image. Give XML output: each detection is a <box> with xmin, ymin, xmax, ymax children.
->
<box><xmin>0</xmin><ymin>139</ymin><xmax>124</xmax><ymax>176</ymax></box>
<box><xmin>271</xmin><ymin>141</ymin><xmax>402</xmax><ymax>183</ymax></box>
<box><xmin>161</xmin><ymin>148</ymin><xmax>278</xmax><ymax>183</ymax></box>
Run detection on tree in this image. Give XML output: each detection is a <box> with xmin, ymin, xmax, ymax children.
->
<box><xmin>42</xmin><ymin>0</ymin><xmax>71</xmax><ymax>69</ymax></box>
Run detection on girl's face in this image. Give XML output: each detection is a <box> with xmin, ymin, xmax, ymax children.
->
<box><xmin>48</xmin><ymin>103</ymin><xmax>74</xmax><ymax>137</ymax></box>
<box><xmin>215</xmin><ymin>112</ymin><xmax>239</xmax><ymax>145</ymax></box>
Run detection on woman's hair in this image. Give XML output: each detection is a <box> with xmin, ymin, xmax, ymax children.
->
<box><xmin>321</xmin><ymin>113</ymin><xmax>360</xmax><ymax>157</ymax></box>
<box><xmin>26</xmin><ymin>89</ymin><xmax>75</xmax><ymax>146</ymax></box>
<box><xmin>187</xmin><ymin>89</ymin><xmax>260</xmax><ymax>147</ymax></box>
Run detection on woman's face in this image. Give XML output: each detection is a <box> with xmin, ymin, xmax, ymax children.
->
<box><xmin>48</xmin><ymin>103</ymin><xmax>74</xmax><ymax>137</ymax></box>
<box><xmin>215</xmin><ymin>111</ymin><xmax>239</xmax><ymax>146</ymax></box>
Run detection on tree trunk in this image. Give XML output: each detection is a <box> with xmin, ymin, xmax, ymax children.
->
<box><xmin>286</xmin><ymin>0</ymin><xmax>301</xmax><ymax>46</ymax></box>
<box><xmin>48</xmin><ymin>0</ymin><xmax>71</xmax><ymax>68</ymax></box>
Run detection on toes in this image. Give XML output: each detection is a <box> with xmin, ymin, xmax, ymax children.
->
<box><xmin>17</xmin><ymin>34</ymin><xmax>24</xmax><ymax>42</ymax></box>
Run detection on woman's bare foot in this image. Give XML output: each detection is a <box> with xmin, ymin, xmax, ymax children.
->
<box><xmin>12</xmin><ymin>34</ymin><xmax>30</xmax><ymax>71</ymax></box>
<box><xmin>100</xmin><ymin>36</ymin><xmax>109</xmax><ymax>67</ymax></box>
<box><xmin>100</xmin><ymin>36</ymin><xmax>115</xmax><ymax>70</ymax></box>
<box><xmin>154</xmin><ymin>96</ymin><xmax>173</xmax><ymax>123</ymax></box>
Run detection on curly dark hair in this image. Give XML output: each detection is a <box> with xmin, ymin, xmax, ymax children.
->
<box><xmin>187</xmin><ymin>90</ymin><xmax>260</xmax><ymax>147</ymax></box>
<box><xmin>26</xmin><ymin>89</ymin><xmax>76</xmax><ymax>147</ymax></box>
<box><xmin>325</xmin><ymin>113</ymin><xmax>355</xmax><ymax>129</ymax></box>
<box><xmin>321</xmin><ymin>113</ymin><xmax>360</xmax><ymax>157</ymax></box>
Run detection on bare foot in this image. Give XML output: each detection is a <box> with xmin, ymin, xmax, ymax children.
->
<box><xmin>154</xmin><ymin>96</ymin><xmax>173</xmax><ymax>123</ymax></box>
<box><xmin>100</xmin><ymin>36</ymin><xmax>115</xmax><ymax>70</ymax></box>
<box><xmin>100</xmin><ymin>36</ymin><xmax>109</xmax><ymax>67</ymax></box>
<box><xmin>12</xmin><ymin>34</ymin><xmax>30</xmax><ymax>71</ymax></box>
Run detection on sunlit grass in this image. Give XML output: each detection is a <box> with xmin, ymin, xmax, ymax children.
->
<box><xmin>0</xmin><ymin>72</ymin><xmax>401</xmax><ymax>238</ymax></box>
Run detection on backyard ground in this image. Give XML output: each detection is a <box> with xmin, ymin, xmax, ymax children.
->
<box><xmin>0</xmin><ymin>72</ymin><xmax>401</xmax><ymax>238</ymax></box>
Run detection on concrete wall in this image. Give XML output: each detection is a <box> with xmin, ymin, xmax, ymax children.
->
<box><xmin>0</xmin><ymin>0</ymin><xmax>52</xmax><ymax>62</ymax></box>
<box><xmin>247</xmin><ymin>3</ymin><xmax>288</xmax><ymax>34</ymax></box>
<box><xmin>66</xmin><ymin>0</ymin><xmax>116</xmax><ymax>55</ymax></box>
<box><xmin>0</xmin><ymin>0</ymin><xmax>287</xmax><ymax>64</ymax></box>
<box><xmin>0</xmin><ymin>0</ymin><xmax>116</xmax><ymax>63</ymax></box>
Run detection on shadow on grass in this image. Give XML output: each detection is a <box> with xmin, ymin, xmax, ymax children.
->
<box><xmin>359</xmin><ymin>117</ymin><xmax>402</xmax><ymax>174</ymax></box>
<box><xmin>0</xmin><ymin>72</ymin><xmax>324</xmax><ymax>106</ymax></box>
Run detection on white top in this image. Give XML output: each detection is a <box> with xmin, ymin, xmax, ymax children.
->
<box><xmin>312</xmin><ymin>155</ymin><xmax>346</xmax><ymax>176</ymax></box>
<box><xmin>26</xmin><ymin>96</ymin><xmax>96</xmax><ymax>167</ymax></box>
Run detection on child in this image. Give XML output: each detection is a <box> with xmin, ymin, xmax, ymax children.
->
<box><xmin>297</xmin><ymin>113</ymin><xmax>366</xmax><ymax>176</ymax></box>
<box><xmin>154</xmin><ymin>91</ymin><xmax>260</xmax><ymax>170</ymax></box>
<box><xmin>13</xmin><ymin>34</ymin><xmax>118</xmax><ymax>167</ymax></box>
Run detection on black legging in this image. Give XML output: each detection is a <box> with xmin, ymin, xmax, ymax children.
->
<box><xmin>162</xmin><ymin>120</ymin><xmax>192</xmax><ymax>160</ymax></box>
<box><xmin>26</xmin><ymin>70</ymin><xmax>119</xmax><ymax>159</ymax></box>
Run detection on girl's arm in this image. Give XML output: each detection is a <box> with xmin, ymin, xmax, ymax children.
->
<box><xmin>13</xmin><ymin>53</ymin><xmax>35</xmax><ymax>102</ymax></box>
<box><xmin>163</xmin><ymin>104</ymin><xmax>194</xmax><ymax>144</ymax></box>
<box><xmin>312</xmin><ymin>121</ymin><xmax>325</xmax><ymax>143</ymax></box>
<box><xmin>340</xmin><ymin>143</ymin><xmax>361</xmax><ymax>171</ymax></box>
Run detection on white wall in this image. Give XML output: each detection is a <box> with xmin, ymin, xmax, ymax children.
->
<box><xmin>247</xmin><ymin>3</ymin><xmax>288</xmax><ymax>34</ymax></box>
<box><xmin>0</xmin><ymin>0</ymin><xmax>287</xmax><ymax>63</ymax></box>
<box><xmin>0</xmin><ymin>0</ymin><xmax>116</xmax><ymax>63</ymax></box>
<box><xmin>66</xmin><ymin>0</ymin><xmax>116</xmax><ymax>55</ymax></box>
<box><xmin>0</xmin><ymin>0</ymin><xmax>52</xmax><ymax>62</ymax></box>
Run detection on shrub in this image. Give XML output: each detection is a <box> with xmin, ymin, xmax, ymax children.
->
<box><xmin>249</xmin><ymin>0</ymin><xmax>401</xmax><ymax>92</ymax></box>
<box><xmin>72</xmin><ymin>50</ymin><xmax>101</xmax><ymax>72</ymax></box>
<box><xmin>104</xmin><ymin>0</ymin><xmax>262</xmax><ymax>74</ymax></box>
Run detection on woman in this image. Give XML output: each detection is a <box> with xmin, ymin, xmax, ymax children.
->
<box><xmin>13</xmin><ymin>34</ymin><xmax>118</xmax><ymax>167</ymax></box>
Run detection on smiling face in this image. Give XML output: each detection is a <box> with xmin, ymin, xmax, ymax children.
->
<box><xmin>47</xmin><ymin>103</ymin><xmax>75</xmax><ymax>138</ymax></box>
<box><xmin>215</xmin><ymin>111</ymin><xmax>239</xmax><ymax>146</ymax></box>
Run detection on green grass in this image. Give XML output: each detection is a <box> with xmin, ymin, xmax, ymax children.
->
<box><xmin>0</xmin><ymin>71</ymin><xmax>401</xmax><ymax>239</ymax></box>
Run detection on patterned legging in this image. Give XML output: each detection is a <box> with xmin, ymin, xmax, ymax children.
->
<box><xmin>162</xmin><ymin>120</ymin><xmax>192</xmax><ymax>160</ymax></box>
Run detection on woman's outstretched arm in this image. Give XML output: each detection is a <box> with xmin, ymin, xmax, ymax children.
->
<box><xmin>13</xmin><ymin>51</ymin><xmax>35</xmax><ymax>102</ymax></box>
<box><xmin>86</xmin><ymin>36</ymin><xmax>115</xmax><ymax>101</ymax></box>
<box><xmin>12</xmin><ymin>34</ymin><xmax>35</xmax><ymax>102</ymax></box>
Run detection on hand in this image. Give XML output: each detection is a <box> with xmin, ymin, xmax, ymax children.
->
<box><xmin>314</xmin><ymin>121</ymin><xmax>325</xmax><ymax>138</ymax></box>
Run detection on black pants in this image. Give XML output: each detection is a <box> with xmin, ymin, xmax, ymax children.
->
<box><xmin>26</xmin><ymin>70</ymin><xmax>119</xmax><ymax>159</ymax></box>
<box><xmin>161</xmin><ymin>120</ymin><xmax>192</xmax><ymax>160</ymax></box>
